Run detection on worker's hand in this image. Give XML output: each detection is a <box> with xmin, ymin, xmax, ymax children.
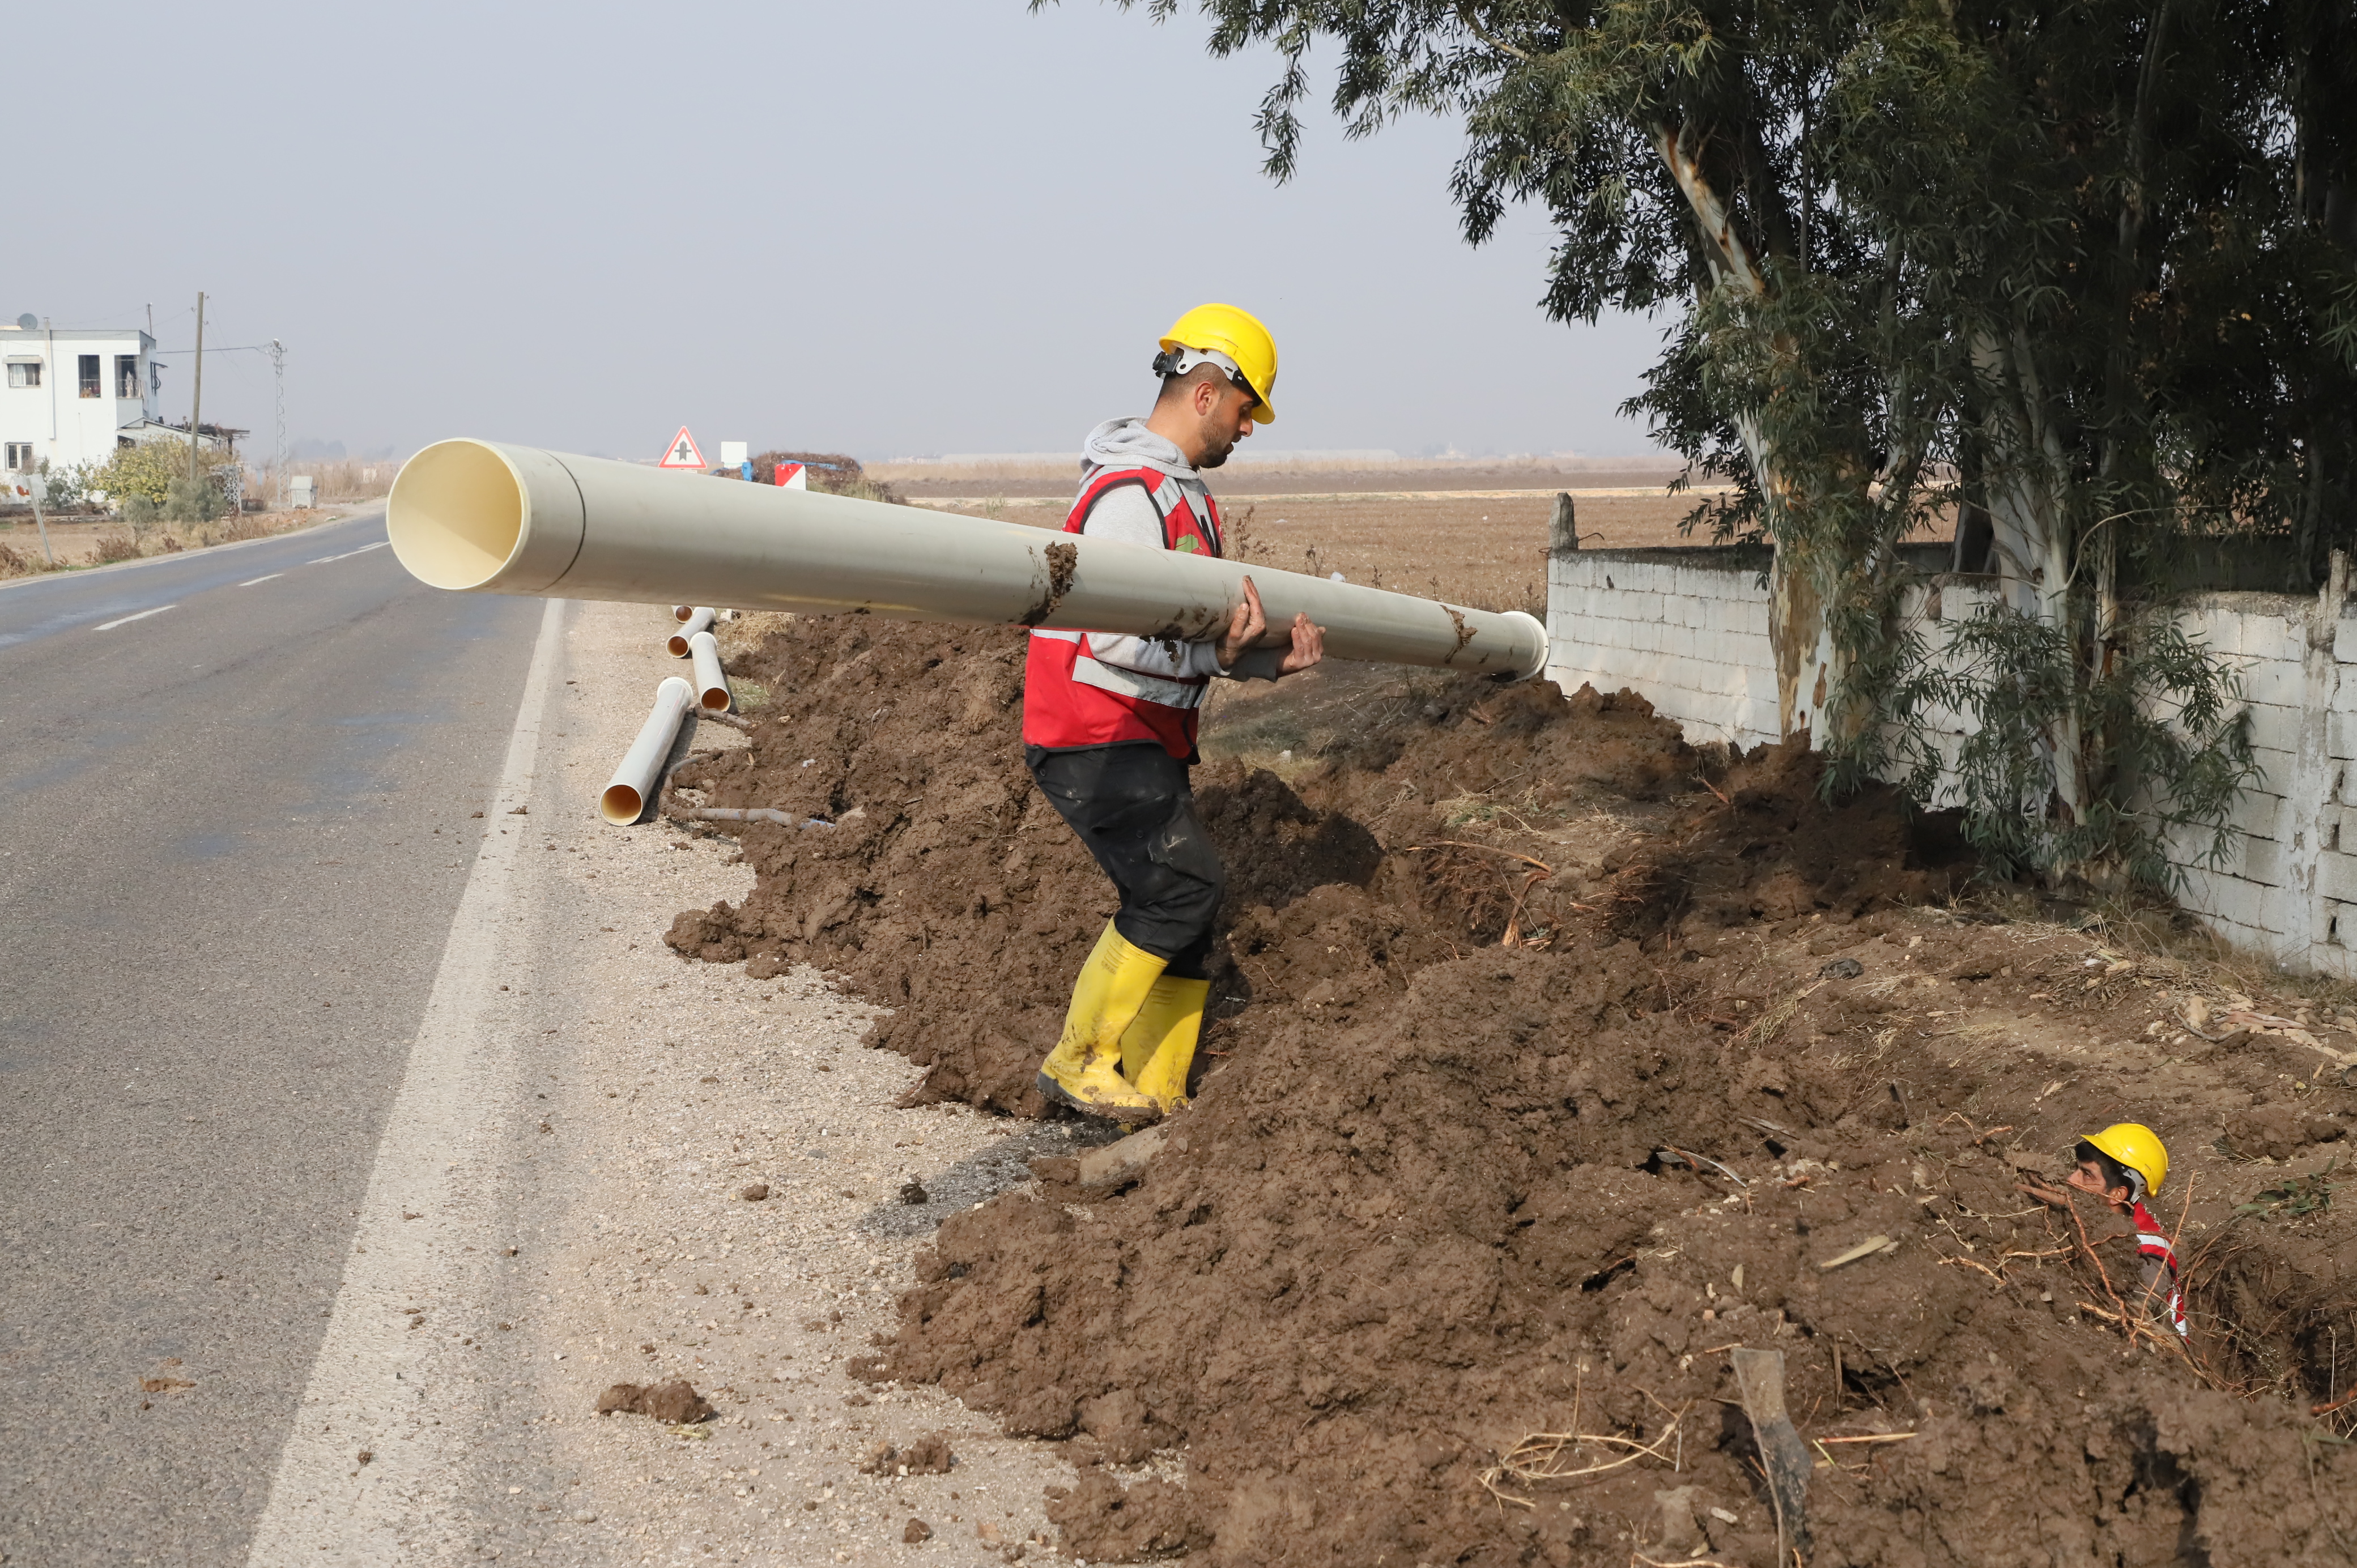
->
<box><xmin>1216</xmin><ymin>577</ymin><xmax>1270</xmax><ymax>669</ymax></box>
<box><xmin>1279</xmin><ymin>608</ymin><xmax>1324</xmax><ymax>675</ymax></box>
<box><xmin>1218</xmin><ymin>576</ymin><xmax>1326</xmax><ymax>675</ymax></box>
<box><xmin>2016</xmin><ymin>1181</ymin><xmax>2073</xmax><ymax>1211</ymax></box>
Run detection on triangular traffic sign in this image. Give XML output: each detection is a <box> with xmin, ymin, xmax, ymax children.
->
<box><xmin>659</xmin><ymin>427</ymin><xmax>707</xmax><ymax>469</ymax></box>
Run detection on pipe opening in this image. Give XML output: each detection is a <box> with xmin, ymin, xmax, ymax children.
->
<box><xmin>699</xmin><ymin>688</ymin><xmax>731</xmax><ymax>711</ymax></box>
<box><xmin>667</xmin><ymin>634</ymin><xmax>692</xmax><ymax>657</ymax></box>
<box><xmin>600</xmin><ymin>783</ymin><xmax>647</xmax><ymax>825</ymax></box>
<box><xmin>387</xmin><ymin>440</ymin><xmax>527</xmax><ymax>590</ymax></box>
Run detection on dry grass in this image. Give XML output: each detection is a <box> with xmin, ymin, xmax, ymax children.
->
<box><xmin>0</xmin><ymin>507</ymin><xmax>329</xmax><ymax>570</ymax></box>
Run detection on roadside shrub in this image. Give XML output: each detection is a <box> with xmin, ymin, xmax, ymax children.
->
<box><xmin>94</xmin><ymin>532</ymin><xmax>141</xmax><ymax>563</ymax></box>
<box><xmin>164</xmin><ymin>474</ymin><xmax>225</xmax><ymax>525</ymax></box>
<box><xmin>42</xmin><ymin>460</ymin><xmax>93</xmax><ymax>510</ymax></box>
<box><xmin>93</xmin><ymin>441</ymin><xmax>235</xmax><ymax>518</ymax></box>
<box><xmin>0</xmin><ymin>540</ymin><xmax>40</xmax><ymax>577</ymax></box>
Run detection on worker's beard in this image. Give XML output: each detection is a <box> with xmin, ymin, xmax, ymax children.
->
<box><xmin>1195</xmin><ymin>419</ymin><xmax>1237</xmax><ymax>470</ymax></box>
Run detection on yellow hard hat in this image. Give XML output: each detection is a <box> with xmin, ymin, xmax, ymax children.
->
<box><xmin>1158</xmin><ymin>302</ymin><xmax>1279</xmax><ymax>425</ymax></box>
<box><xmin>2079</xmin><ymin>1122</ymin><xmax>2169</xmax><ymax>1196</ymax></box>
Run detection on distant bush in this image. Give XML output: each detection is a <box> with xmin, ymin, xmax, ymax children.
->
<box><xmin>748</xmin><ymin>450</ymin><xmax>902</xmax><ymax>506</ymax></box>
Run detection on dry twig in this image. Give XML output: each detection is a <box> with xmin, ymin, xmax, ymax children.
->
<box><xmin>1479</xmin><ymin>1405</ymin><xmax>1688</xmax><ymax>1507</ymax></box>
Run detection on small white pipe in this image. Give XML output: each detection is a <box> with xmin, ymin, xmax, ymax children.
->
<box><xmin>667</xmin><ymin>606</ymin><xmax>716</xmax><ymax>657</ymax></box>
<box><xmin>601</xmin><ymin>676</ymin><xmax>695</xmax><ymax>825</ymax></box>
<box><xmin>687</xmin><ymin>629</ymin><xmax>731</xmax><ymax>711</ymax></box>
<box><xmin>683</xmin><ymin>807</ymin><xmax>833</xmax><ymax>828</ymax></box>
<box><xmin>388</xmin><ymin>439</ymin><xmax>1547</xmax><ymax>679</ymax></box>
<box><xmin>671</xmin><ymin>604</ymin><xmax>695</xmax><ymax>622</ymax></box>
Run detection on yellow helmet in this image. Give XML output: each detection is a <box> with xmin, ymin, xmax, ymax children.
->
<box><xmin>2079</xmin><ymin>1122</ymin><xmax>2169</xmax><ymax>1196</ymax></box>
<box><xmin>1158</xmin><ymin>302</ymin><xmax>1279</xmax><ymax>425</ymax></box>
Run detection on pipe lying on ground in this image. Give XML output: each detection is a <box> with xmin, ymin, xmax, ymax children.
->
<box><xmin>388</xmin><ymin>440</ymin><xmax>1548</xmax><ymax>679</ymax></box>
<box><xmin>601</xmin><ymin>676</ymin><xmax>695</xmax><ymax>825</ymax></box>
<box><xmin>671</xmin><ymin>604</ymin><xmax>695</xmax><ymax>622</ymax></box>
<box><xmin>687</xmin><ymin>629</ymin><xmax>731</xmax><ymax>711</ymax></box>
<box><xmin>667</xmin><ymin>606</ymin><xmax>715</xmax><ymax>656</ymax></box>
<box><xmin>681</xmin><ymin>807</ymin><xmax>833</xmax><ymax>829</ymax></box>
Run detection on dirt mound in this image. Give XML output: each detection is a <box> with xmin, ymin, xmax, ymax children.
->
<box><xmin>1608</xmin><ymin>737</ymin><xmax>1975</xmax><ymax>943</ymax></box>
<box><xmin>666</xmin><ymin>615</ymin><xmax>2356</xmax><ymax>1565</ymax></box>
<box><xmin>878</xmin><ymin>942</ymin><xmax>2354</xmax><ymax>1565</ymax></box>
<box><xmin>662</xmin><ymin>618</ymin><xmax>1704</xmax><ymax>1113</ymax></box>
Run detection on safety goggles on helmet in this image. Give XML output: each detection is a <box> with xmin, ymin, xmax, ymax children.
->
<box><xmin>1151</xmin><ymin>345</ymin><xmax>1263</xmax><ymax>412</ymax></box>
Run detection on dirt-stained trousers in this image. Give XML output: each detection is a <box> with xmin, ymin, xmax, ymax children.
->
<box><xmin>1026</xmin><ymin>741</ymin><xmax>1223</xmax><ymax>981</ymax></box>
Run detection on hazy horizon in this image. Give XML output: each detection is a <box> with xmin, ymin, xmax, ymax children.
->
<box><xmin>15</xmin><ymin>2</ymin><xmax>1671</xmax><ymax>468</ymax></box>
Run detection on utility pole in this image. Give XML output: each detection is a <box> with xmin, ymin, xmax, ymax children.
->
<box><xmin>268</xmin><ymin>340</ymin><xmax>286</xmax><ymax>509</ymax></box>
<box><xmin>188</xmin><ymin>292</ymin><xmax>206</xmax><ymax>482</ymax></box>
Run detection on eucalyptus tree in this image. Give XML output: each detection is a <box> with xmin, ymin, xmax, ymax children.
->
<box><xmin>1080</xmin><ymin>0</ymin><xmax>2356</xmax><ymax>886</ymax></box>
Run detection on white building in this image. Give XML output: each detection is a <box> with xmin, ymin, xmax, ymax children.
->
<box><xmin>0</xmin><ymin>319</ymin><xmax>193</xmax><ymax>489</ymax></box>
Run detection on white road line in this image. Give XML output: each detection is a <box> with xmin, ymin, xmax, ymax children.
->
<box><xmin>93</xmin><ymin>604</ymin><xmax>177</xmax><ymax>632</ymax></box>
<box><xmin>238</xmin><ymin>573</ymin><xmax>284</xmax><ymax>587</ymax></box>
<box><xmin>308</xmin><ymin>540</ymin><xmax>390</xmax><ymax>565</ymax></box>
<box><xmin>244</xmin><ymin>596</ymin><xmax>567</xmax><ymax>1565</ymax></box>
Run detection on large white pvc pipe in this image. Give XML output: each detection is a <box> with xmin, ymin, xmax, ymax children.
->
<box><xmin>687</xmin><ymin>629</ymin><xmax>731</xmax><ymax>712</ymax></box>
<box><xmin>387</xmin><ymin>439</ymin><xmax>1548</xmax><ymax>678</ymax></box>
<box><xmin>602</xmin><ymin>676</ymin><xmax>695</xmax><ymax>825</ymax></box>
<box><xmin>667</xmin><ymin>606</ymin><xmax>715</xmax><ymax>657</ymax></box>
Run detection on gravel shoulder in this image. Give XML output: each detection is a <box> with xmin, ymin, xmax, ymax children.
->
<box><xmin>255</xmin><ymin>600</ymin><xmax>1090</xmax><ymax>1566</ymax></box>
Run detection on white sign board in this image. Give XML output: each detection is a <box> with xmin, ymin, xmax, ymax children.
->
<box><xmin>720</xmin><ymin>441</ymin><xmax>748</xmax><ymax>467</ymax></box>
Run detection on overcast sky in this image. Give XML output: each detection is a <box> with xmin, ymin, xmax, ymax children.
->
<box><xmin>17</xmin><ymin>2</ymin><xmax>1667</xmax><ymax>464</ymax></box>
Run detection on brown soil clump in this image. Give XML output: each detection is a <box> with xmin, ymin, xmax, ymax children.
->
<box><xmin>861</xmin><ymin>1433</ymin><xmax>956</xmax><ymax>1476</ymax></box>
<box><xmin>595</xmin><ymin>1380</ymin><xmax>715</xmax><ymax>1425</ymax></box>
<box><xmin>669</xmin><ymin>615</ymin><xmax>2357</xmax><ymax>1566</ymax></box>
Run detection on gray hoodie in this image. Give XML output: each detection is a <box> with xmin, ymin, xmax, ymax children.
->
<box><xmin>1058</xmin><ymin>417</ymin><xmax>1278</xmax><ymax>689</ymax></box>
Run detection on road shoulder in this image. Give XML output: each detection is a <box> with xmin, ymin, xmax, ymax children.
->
<box><xmin>249</xmin><ymin>599</ymin><xmax>1085</xmax><ymax>1567</ymax></box>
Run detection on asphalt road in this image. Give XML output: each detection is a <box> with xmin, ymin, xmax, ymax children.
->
<box><xmin>0</xmin><ymin>515</ymin><xmax>547</xmax><ymax>1563</ymax></box>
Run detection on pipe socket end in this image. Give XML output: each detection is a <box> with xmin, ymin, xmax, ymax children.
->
<box><xmin>388</xmin><ymin>440</ymin><xmax>527</xmax><ymax>590</ymax></box>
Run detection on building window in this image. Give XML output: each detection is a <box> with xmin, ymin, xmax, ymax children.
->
<box><xmin>79</xmin><ymin>355</ymin><xmax>101</xmax><ymax>398</ymax></box>
<box><xmin>5</xmin><ymin>361</ymin><xmax>36</xmax><ymax>389</ymax></box>
<box><xmin>117</xmin><ymin>355</ymin><xmax>141</xmax><ymax>400</ymax></box>
<box><xmin>3</xmin><ymin>442</ymin><xmax>33</xmax><ymax>472</ymax></box>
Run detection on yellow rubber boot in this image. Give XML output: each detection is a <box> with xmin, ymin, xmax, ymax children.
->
<box><xmin>1121</xmin><ymin>975</ymin><xmax>1207</xmax><ymax>1115</ymax></box>
<box><xmin>1036</xmin><ymin>922</ymin><xmax>1166</xmax><ymax>1122</ymax></box>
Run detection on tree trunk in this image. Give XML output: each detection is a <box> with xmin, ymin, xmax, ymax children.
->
<box><xmin>1973</xmin><ymin>329</ymin><xmax>2085</xmax><ymax>822</ymax></box>
<box><xmin>1656</xmin><ymin>122</ymin><xmax>1833</xmax><ymax>742</ymax></box>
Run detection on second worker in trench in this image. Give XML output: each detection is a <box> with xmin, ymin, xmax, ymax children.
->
<box><xmin>1024</xmin><ymin>303</ymin><xmax>1324</xmax><ymax>1121</ymax></box>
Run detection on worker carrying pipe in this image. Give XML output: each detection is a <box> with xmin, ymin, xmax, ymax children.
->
<box><xmin>1028</xmin><ymin>304</ymin><xmax>1321</xmax><ymax>1124</ymax></box>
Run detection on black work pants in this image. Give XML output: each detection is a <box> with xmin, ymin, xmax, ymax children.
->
<box><xmin>1026</xmin><ymin>741</ymin><xmax>1223</xmax><ymax>980</ymax></box>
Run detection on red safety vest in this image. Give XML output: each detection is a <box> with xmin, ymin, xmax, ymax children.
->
<box><xmin>2129</xmin><ymin>1199</ymin><xmax>2189</xmax><ymax>1339</ymax></box>
<box><xmin>1022</xmin><ymin>465</ymin><xmax>1225</xmax><ymax>760</ymax></box>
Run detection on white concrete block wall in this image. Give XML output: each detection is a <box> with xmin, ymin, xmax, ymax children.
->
<box><xmin>1547</xmin><ymin>547</ymin><xmax>2357</xmax><ymax>972</ymax></box>
<box><xmin>1547</xmin><ymin>552</ymin><xmax>1783</xmax><ymax>749</ymax></box>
